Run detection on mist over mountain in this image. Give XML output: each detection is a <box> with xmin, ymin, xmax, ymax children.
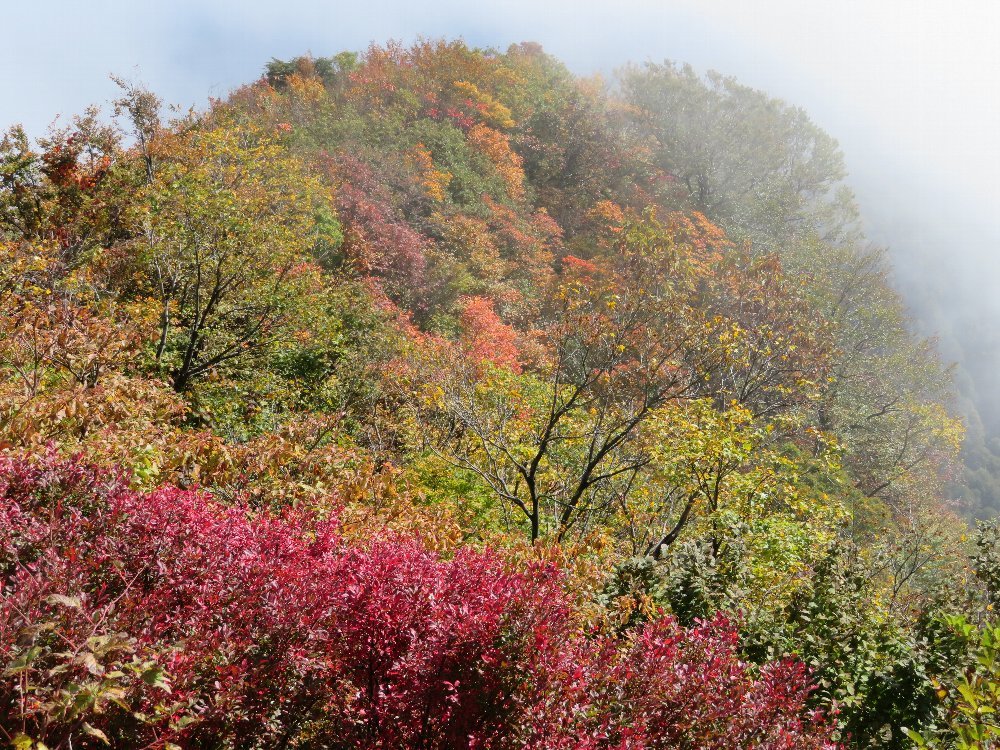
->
<box><xmin>850</xmin><ymin>160</ymin><xmax>1000</xmax><ymax>516</ymax></box>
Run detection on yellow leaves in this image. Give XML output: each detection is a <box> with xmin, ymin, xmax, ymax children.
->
<box><xmin>452</xmin><ymin>80</ymin><xmax>515</xmax><ymax>129</ymax></box>
<box><xmin>140</xmin><ymin>113</ymin><xmax>335</xmax><ymax>389</ymax></box>
<box><xmin>416</xmin><ymin>382</ymin><xmax>447</xmax><ymax>408</ymax></box>
<box><xmin>429</xmin><ymin>212</ymin><xmax>506</xmax><ymax>285</ymax></box>
<box><xmin>632</xmin><ymin>398</ymin><xmax>848</xmax><ymax>593</ymax></box>
<box><xmin>407</xmin><ymin>143</ymin><xmax>452</xmax><ymax>202</ymax></box>
<box><xmin>283</xmin><ymin>72</ymin><xmax>327</xmax><ymax>104</ymax></box>
<box><xmin>717</xmin><ymin>326</ymin><xmax>740</xmax><ymax>347</ymax></box>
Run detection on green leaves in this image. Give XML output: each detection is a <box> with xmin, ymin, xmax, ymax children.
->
<box><xmin>140</xmin><ymin>113</ymin><xmax>331</xmax><ymax>392</ymax></box>
<box><xmin>916</xmin><ymin>616</ymin><xmax>1000</xmax><ymax>748</ymax></box>
<box><xmin>3</xmin><ymin>602</ymin><xmax>181</xmax><ymax>748</ymax></box>
<box><xmin>140</xmin><ymin>665</ymin><xmax>171</xmax><ymax>692</ymax></box>
<box><xmin>11</xmin><ymin>734</ymin><xmax>39</xmax><ymax>750</ymax></box>
<box><xmin>5</xmin><ymin>646</ymin><xmax>44</xmax><ymax>676</ymax></box>
<box><xmin>82</xmin><ymin>723</ymin><xmax>110</xmax><ymax>744</ymax></box>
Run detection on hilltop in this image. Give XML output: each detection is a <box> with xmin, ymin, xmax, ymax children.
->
<box><xmin>0</xmin><ymin>41</ymin><xmax>994</xmax><ymax>749</ymax></box>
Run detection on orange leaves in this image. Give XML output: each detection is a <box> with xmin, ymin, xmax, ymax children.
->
<box><xmin>282</xmin><ymin>70</ymin><xmax>328</xmax><ymax>102</ymax></box>
<box><xmin>343</xmin><ymin>41</ymin><xmax>409</xmax><ymax>110</ymax></box>
<box><xmin>459</xmin><ymin>296</ymin><xmax>522</xmax><ymax>374</ymax></box>
<box><xmin>664</xmin><ymin>210</ymin><xmax>732</xmax><ymax>267</ymax></box>
<box><xmin>467</xmin><ymin>124</ymin><xmax>526</xmax><ymax>201</ymax></box>
<box><xmin>587</xmin><ymin>200</ymin><xmax>625</xmax><ymax>231</ymax></box>
<box><xmin>561</xmin><ymin>255</ymin><xmax>601</xmax><ymax>278</ymax></box>
<box><xmin>344</xmin><ymin>41</ymin><xmax>520</xmax><ymax>132</ymax></box>
<box><xmin>0</xmin><ymin>253</ymin><xmax>190</xmax><ymax>463</ymax></box>
<box><xmin>0</xmin><ymin>110</ymin><xmax>134</xmax><ymax>255</ymax></box>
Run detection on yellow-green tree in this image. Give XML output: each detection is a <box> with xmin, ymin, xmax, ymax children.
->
<box><xmin>131</xmin><ymin>112</ymin><xmax>331</xmax><ymax>392</ymax></box>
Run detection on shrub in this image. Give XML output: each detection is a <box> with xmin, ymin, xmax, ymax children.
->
<box><xmin>1</xmin><ymin>453</ymin><xmax>838</xmax><ymax>749</ymax></box>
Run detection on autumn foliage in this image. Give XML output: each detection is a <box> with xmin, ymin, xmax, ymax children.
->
<box><xmin>0</xmin><ymin>38</ymin><xmax>981</xmax><ymax>750</ymax></box>
<box><xmin>1</xmin><ymin>454</ymin><xmax>836</xmax><ymax>748</ymax></box>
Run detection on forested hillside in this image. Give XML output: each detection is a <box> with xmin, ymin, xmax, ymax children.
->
<box><xmin>857</xmin><ymin>181</ymin><xmax>1000</xmax><ymax>520</ymax></box>
<box><xmin>1</xmin><ymin>40</ymin><xmax>998</xmax><ymax>749</ymax></box>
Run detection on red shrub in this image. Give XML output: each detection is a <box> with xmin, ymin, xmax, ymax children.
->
<box><xmin>523</xmin><ymin>615</ymin><xmax>838</xmax><ymax>749</ymax></box>
<box><xmin>0</xmin><ymin>454</ymin><xmax>838</xmax><ymax>749</ymax></box>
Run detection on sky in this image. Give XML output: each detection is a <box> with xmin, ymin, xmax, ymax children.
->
<box><xmin>3</xmin><ymin>0</ymin><xmax>1000</xmax><ymax>383</ymax></box>
<box><xmin>4</xmin><ymin>0</ymin><xmax>1000</xmax><ymax>215</ymax></box>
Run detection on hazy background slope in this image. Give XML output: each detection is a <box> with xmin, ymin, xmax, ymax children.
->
<box><xmin>6</xmin><ymin>0</ymin><xmax>999</xmax><ymax>511</ymax></box>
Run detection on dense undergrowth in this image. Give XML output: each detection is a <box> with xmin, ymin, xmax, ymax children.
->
<box><xmin>1</xmin><ymin>453</ymin><xmax>837</xmax><ymax>748</ymax></box>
